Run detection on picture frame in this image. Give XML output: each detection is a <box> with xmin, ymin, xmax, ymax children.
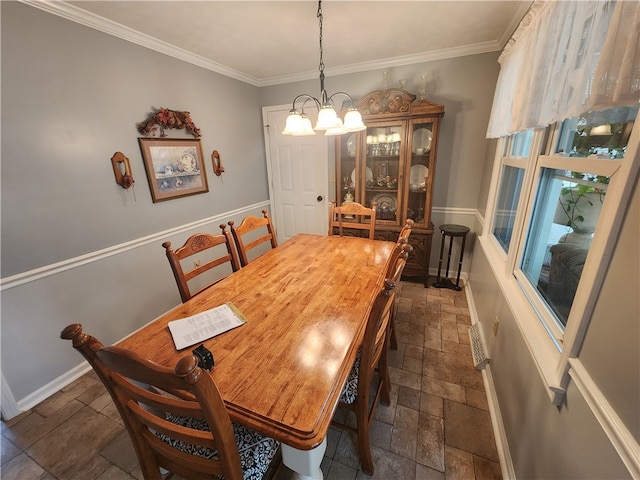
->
<box><xmin>139</xmin><ymin>138</ymin><xmax>209</xmax><ymax>202</ymax></box>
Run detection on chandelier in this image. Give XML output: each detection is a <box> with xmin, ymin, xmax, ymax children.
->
<box><xmin>282</xmin><ymin>1</ymin><xmax>366</xmax><ymax>136</ymax></box>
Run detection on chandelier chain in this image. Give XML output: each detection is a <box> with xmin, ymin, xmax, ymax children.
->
<box><xmin>317</xmin><ymin>1</ymin><xmax>324</xmax><ymax>76</ymax></box>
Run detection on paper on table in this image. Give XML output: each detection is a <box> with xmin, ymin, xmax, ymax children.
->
<box><xmin>168</xmin><ymin>302</ymin><xmax>247</xmax><ymax>350</ymax></box>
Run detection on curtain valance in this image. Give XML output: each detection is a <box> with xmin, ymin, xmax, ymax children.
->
<box><xmin>487</xmin><ymin>0</ymin><xmax>640</xmax><ymax>138</ymax></box>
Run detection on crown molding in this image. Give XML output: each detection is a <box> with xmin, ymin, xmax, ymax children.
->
<box><xmin>21</xmin><ymin>0</ymin><xmax>262</xmax><ymax>86</ymax></box>
<box><xmin>22</xmin><ymin>0</ymin><xmax>505</xmax><ymax>88</ymax></box>
<box><xmin>260</xmin><ymin>40</ymin><xmax>502</xmax><ymax>87</ymax></box>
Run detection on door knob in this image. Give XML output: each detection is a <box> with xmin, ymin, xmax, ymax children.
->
<box><xmin>317</xmin><ymin>195</ymin><xmax>323</xmax><ymax>202</ymax></box>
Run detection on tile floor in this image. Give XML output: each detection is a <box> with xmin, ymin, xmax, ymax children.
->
<box><xmin>1</xmin><ymin>280</ymin><xmax>501</xmax><ymax>480</ymax></box>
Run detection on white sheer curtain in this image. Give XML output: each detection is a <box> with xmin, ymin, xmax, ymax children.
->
<box><xmin>487</xmin><ymin>0</ymin><xmax>640</xmax><ymax>139</ymax></box>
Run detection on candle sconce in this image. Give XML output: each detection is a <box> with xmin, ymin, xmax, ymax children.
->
<box><xmin>111</xmin><ymin>152</ymin><xmax>135</xmax><ymax>189</ymax></box>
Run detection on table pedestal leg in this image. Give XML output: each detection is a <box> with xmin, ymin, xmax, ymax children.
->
<box><xmin>281</xmin><ymin>438</ymin><xmax>327</xmax><ymax>480</ymax></box>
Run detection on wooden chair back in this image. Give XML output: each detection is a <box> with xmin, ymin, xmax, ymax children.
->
<box><xmin>398</xmin><ymin>219</ymin><xmax>414</xmax><ymax>242</ymax></box>
<box><xmin>328</xmin><ymin>202</ymin><xmax>377</xmax><ymax>239</ymax></box>
<box><xmin>386</xmin><ymin>239</ymin><xmax>413</xmax><ymax>350</ymax></box>
<box><xmin>162</xmin><ymin>224</ymin><xmax>240</xmax><ymax>303</ymax></box>
<box><xmin>60</xmin><ymin>324</ymin><xmax>244</xmax><ymax>480</ymax></box>
<box><xmin>333</xmin><ymin>240</ymin><xmax>409</xmax><ymax>474</ymax></box>
<box><xmin>228</xmin><ymin>210</ymin><xmax>278</xmax><ymax>267</ymax></box>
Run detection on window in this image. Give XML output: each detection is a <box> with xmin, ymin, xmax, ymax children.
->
<box><xmin>484</xmin><ymin>104</ymin><xmax>638</xmax><ymax>402</ymax></box>
<box><xmin>492</xmin><ymin>131</ymin><xmax>533</xmax><ymax>252</ymax></box>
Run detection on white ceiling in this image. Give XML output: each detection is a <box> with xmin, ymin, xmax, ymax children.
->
<box><xmin>37</xmin><ymin>1</ymin><xmax>531</xmax><ymax>86</ymax></box>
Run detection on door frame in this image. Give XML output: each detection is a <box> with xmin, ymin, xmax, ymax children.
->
<box><xmin>262</xmin><ymin>104</ymin><xmax>330</xmax><ymax>242</ymax></box>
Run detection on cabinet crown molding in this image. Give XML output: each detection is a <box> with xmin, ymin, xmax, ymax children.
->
<box><xmin>357</xmin><ymin>89</ymin><xmax>444</xmax><ymax>117</ymax></box>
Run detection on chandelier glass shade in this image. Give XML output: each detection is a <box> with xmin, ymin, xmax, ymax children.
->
<box><xmin>282</xmin><ymin>1</ymin><xmax>366</xmax><ymax>136</ymax></box>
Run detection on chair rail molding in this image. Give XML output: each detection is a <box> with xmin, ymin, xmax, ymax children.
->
<box><xmin>1</xmin><ymin>202</ymin><xmax>270</xmax><ymax>291</ymax></box>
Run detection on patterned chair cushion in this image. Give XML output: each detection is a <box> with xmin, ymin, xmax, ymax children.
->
<box><xmin>340</xmin><ymin>349</ymin><xmax>361</xmax><ymax>405</ymax></box>
<box><xmin>158</xmin><ymin>414</ymin><xmax>279</xmax><ymax>480</ymax></box>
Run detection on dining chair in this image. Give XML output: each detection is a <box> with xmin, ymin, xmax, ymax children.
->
<box><xmin>228</xmin><ymin>210</ymin><xmax>278</xmax><ymax>267</ymax></box>
<box><xmin>328</xmin><ymin>201</ymin><xmax>377</xmax><ymax>239</ymax></box>
<box><xmin>332</xmin><ymin>240</ymin><xmax>409</xmax><ymax>475</ymax></box>
<box><xmin>388</xmin><ymin>239</ymin><xmax>413</xmax><ymax>350</ymax></box>
<box><xmin>60</xmin><ymin>324</ymin><xmax>280</xmax><ymax>480</ymax></box>
<box><xmin>398</xmin><ymin>218</ymin><xmax>414</xmax><ymax>242</ymax></box>
<box><xmin>162</xmin><ymin>224</ymin><xmax>241</xmax><ymax>303</ymax></box>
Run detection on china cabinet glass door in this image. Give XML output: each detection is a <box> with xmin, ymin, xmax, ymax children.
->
<box><xmin>364</xmin><ymin>122</ymin><xmax>403</xmax><ymax>225</ymax></box>
<box><xmin>337</xmin><ymin>132</ymin><xmax>360</xmax><ymax>205</ymax></box>
<box><xmin>406</xmin><ymin>119</ymin><xmax>435</xmax><ymax>228</ymax></box>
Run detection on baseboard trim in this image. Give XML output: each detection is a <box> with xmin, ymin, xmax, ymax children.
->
<box><xmin>465</xmin><ymin>281</ymin><xmax>516</xmax><ymax>479</ymax></box>
<box><xmin>16</xmin><ymin>363</ymin><xmax>92</xmax><ymax>416</ymax></box>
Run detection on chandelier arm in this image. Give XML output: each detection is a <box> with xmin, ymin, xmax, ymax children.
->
<box><xmin>326</xmin><ymin>91</ymin><xmax>356</xmax><ymax>108</ymax></box>
<box><xmin>291</xmin><ymin>94</ymin><xmax>321</xmax><ymax>112</ymax></box>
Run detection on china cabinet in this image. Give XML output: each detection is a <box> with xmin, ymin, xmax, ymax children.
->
<box><xmin>335</xmin><ymin>89</ymin><xmax>444</xmax><ymax>283</ymax></box>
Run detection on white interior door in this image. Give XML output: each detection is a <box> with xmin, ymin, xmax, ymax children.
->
<box><xmin>263</xmin><ymin>105</ymin><xmax>329</xmax><ymax>242</ymax></box>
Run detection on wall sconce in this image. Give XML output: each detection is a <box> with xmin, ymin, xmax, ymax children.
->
<box><xmin>111</xmin><ymin>152</ymin><xmax>135</xmax><ymax>189</ymax></box>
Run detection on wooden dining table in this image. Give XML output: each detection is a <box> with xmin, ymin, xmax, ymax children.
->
<box><xmin>118</xmin><ymin>233</ymin><xmax>395</xmax><ymax>479</ymax></box>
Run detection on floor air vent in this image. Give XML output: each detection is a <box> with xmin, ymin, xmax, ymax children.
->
<box><xmin>469</xmin><ymin>323</ymin><xmax>490</xmax><ymax>370</ymax></box>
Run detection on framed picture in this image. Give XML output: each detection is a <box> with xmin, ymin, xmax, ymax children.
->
<box><xmin>139</xmin><ymin>138</ymin><xmax>209</xmax><ymax>202</ymax></box>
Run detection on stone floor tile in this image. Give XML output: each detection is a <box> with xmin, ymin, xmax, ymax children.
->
<box><xmin>100</xmin><ymin>429</ymin><xmax>137</xmax><ymax>474</ymax></box>
<box><xmin>445</xmin><ymin>446</ymin><xmax>475</xmax><ymax>480</ymax></box>
<box><xmin>333</xmin><ymin>431</ymin><xmax>360</xmax><ymax>470</ymax></box>
<box><xmin>370</xmin><ymin>419</ymin><xmax>393</xmax><ymax>450</ymax></box>
<box><xmin>12</xmin><ymin>400</ymin><xmax>84</xmax><ymax>450</ymax></box>
<box><xmin>374</xmin><ymin>383</ymin><xmax>398</xmax><ymax>424</ymax></box>
<box><xmin>398</xmin><ymin>386</ymin><xmax>421</xmax><ymax>410</ymax></box>
<box><xmin>421</xmin><ymin>377</ymin><xmax>465</xmax><ymax>404</ymax></box>
<box><xmin>442</xmin><ymin>340</ymin><xmax>472</xmax><ymax>358</ymax></box>
<box><xmin>424</xmin><ymin>326</ymin><xmax>443</xmax><ymax>351</ymax></box>
<box><xmin>390</xmin><ymin>405</ymin><xmax>419</xmax><ymax>460</ymax></box>
<box><xmin>357</xmin><ymin>445</ymin><xmax>417</xmax><ymax>480</ymax></box>
<box><xmin>89</xmin><ymin>391</ymin><xmax>114</xmax><ymax>413</ymax></box>
<box><xmin>1</xmin><ymin>279</ymin><xmax>505</xmax><ymax>480</ymax></box>
<box><xmin>130</xmin><ymin>464</ymin><xmax>143</xmax><ymax>480</ymax></box>
<box><xmin>465</xmin><ymin>388</ymin><xmax>489</xmax><ymax>410</ymax></box>
<box><xmin>405</xmin><ymin>344</ymin><xmax>424</xmax><ymax>359</ymax></box>
<box><xmin>1</xmin><ymin>433</ymin><xmax>22</xmax><ymax>466</ymax></box>
<box><xmin>404</xmin><ymin>355</ymin><xmax>423</xmax><ymax>374</ymax></box>
<box><xmin>389</xmin><ymin>366</ymin><xmax>422</xmax><ymax>390</ymax></box>
<box><xmin>473</xmin><ymin>454</ymin><xmax>503</xmax><ymax>480</ymax></box>
<box><xmin>95</xmin><ymin>464</ymin><xmax>138</xmax><ymax>480</ymax></box>
<box><xmin>440</xmin><ymin>311</ymin><xmax>457</xmax><ymax>324</ymax></box>
<box><xmin>36</xmin><ymin>375</ymin><xmax>102</xmax><ymax>417</ymax></box>
<box><xmin>1</xmin><ymin>409</ymin><xmax>33</xmax><ymax>429</ymax></box>
<box><xmin>325</xmin><ymin>426</ymin><xmax>342</xmax><ymax>458</ymax></box>
<box><xmin>326</xmin><ymin>459</ymin><xmax>358</xmax><ymax>480</ymax></box>
<box><xmin>457</xmin><ymin>324</ymin><xmax>471</xmax><ymax>345</ymax></box>
<box><xmin>444</xmin><ymin>401</ymin><xmax>499</xmax><ymax>462</ymax></box>
<box><xmin>423</xmin><ymin>349</ymin><xmax>484</xmax><ymax>391</ymax></box>
<box><xmin>27</xmin><ymin>406</ymin><xmax>122</xmax><ymax>478</ymax></box>
<box><xmin>397</xmin><ymin>322</ymin><xmax>425</xmax><ymax>346</ymax></box>
<box><xmin>425</xmin><ymin>311</ymin><xmax>442</xmax><ymax>329</ymax></box>
<box><xmin>416</xmin><ymin>462</ymin><xmax>445</xmax><ymax>480</ymax></box>
<box><xmin>441</xmin><ymin>320</ymin><xmax>460</xmax><ymax>343</ymax></box>
<box><xmin>1</xmin><ymin>452</ymin><xmax>46</xmax><ymax>480</ymax></box>
<box><xmin>441</xmin><ymin>304</ymin><xmax>471</xmax><ymax>316</ymax></box>
<box><xmin>388</xmin><ymin>342</ymin><xmax>407</xmax><ymax>368</ymax></box>
<box><xmin>419</xmin><ymin>392</ymin><xmax>444</xmax><ymax>418</ymax></box>
<box><xmin>416</xmin><ymin>412</ymin><xmax>444</xmax><ymax>472</ymax></box>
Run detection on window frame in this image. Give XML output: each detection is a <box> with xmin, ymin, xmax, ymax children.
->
<box><xmin>481</xmin><ymin>110</ymin><xmax>640</xmax><ymax>405</ymax></box>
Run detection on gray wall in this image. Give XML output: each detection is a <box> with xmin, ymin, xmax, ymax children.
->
<box><xmin>1</xmin><ymin>2</ymin><xmax>498</xmax><ymax>411</ymax></box>
<box><xmin>1</xmin><ymin>2</ymin><xmax>270</xmax><ymax>404</ymax></box>
<box><xmin>467</xmin><ymin>165</ymin><xmax>639</xmax><ymax>477</ymax></box>
<box><xmin>261</xmin><ymin>52</ymin><xmax>500</xmax><ymax>213</ymax></box>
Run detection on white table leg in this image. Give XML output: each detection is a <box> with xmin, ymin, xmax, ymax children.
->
<box><xmin>280</xmin><ymin>438</ymin><xmax>327</xmax><ymax>480</ymax></box>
